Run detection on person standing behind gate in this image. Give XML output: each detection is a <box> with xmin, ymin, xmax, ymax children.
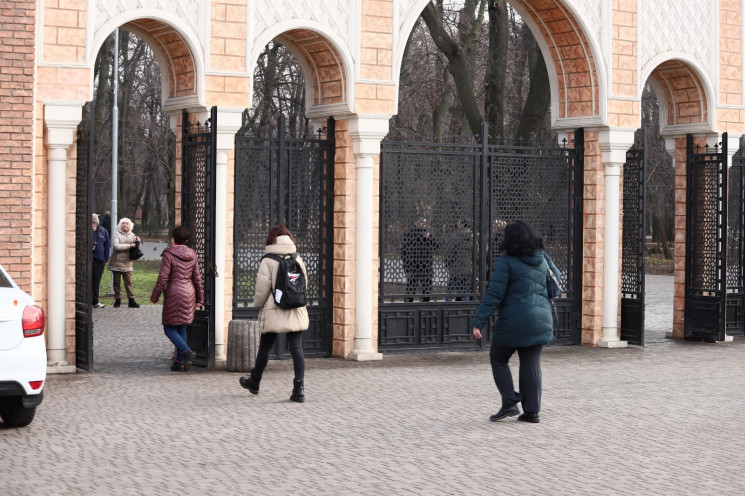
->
<box><xmin>401</xmin><ymin>217</ymin><xmax>439</xmax><ymax>302</ymax></box>
<box><xmin>91</xmin><ymin>213</ymin><xmax>110</xmax><ymax>308</ymax></box>
<box><xmin>444</xmin><ymin>219</ymin><xmax>473</xmax><ymax>301</ymax></box>
<box><xmin>239</xmin><ymin>225</ymin><xmax>309</xmax><ymax>402</ymax></box>
<box><xmin>150</xmin><ymin>226</ymin><xmax>203</xmax><ymax>372</ymax></box>
<box><xmin>109</xmin><ymin>217</ymin><xmax>141</xmax><ymax>308</ymax></box>
<box><xmin>471</xmin><ymin>221</ymin><xmax>560</xmax><ymax>424</ymax></box>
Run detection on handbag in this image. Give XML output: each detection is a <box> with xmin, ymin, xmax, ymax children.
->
<box><xmin>543</xmin><ymin>256</ymin><xmax>560</xmax><ymax>329</ymax></box>
<box><xmin>130</xmin><ymin>241</ymin><xmax>144</xmax><ymax>261</ymax></box>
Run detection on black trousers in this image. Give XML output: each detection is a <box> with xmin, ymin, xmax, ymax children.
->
<box><xmin>91</xmin><ymin>259</ymin><xmax>106</xmax><ymax>305</ymax></box>
<box><xmin>405</xmin><ymin>269</ymin><xmax>432</xmax><ymax>302</ymax></box>
<box><xmin>252</xmin><ymin>331</ymin><xmax>305</xmax><ymax>381</ymax></box>
<box><xmin>489</xmin><ymin>344</ymin><xmax>543</xmax><ymax>413</ymax></box>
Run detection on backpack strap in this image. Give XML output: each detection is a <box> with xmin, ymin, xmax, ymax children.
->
<box><xmin>261</xmin><ymin>253</ymin><xmax>284</xmax><ymax>262</ymax></box>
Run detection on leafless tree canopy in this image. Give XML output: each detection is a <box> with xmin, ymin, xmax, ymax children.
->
<box><xmin>91</xmin><ymin>30</ymin><xmax>174</xmax><ymax>236</ymax></box>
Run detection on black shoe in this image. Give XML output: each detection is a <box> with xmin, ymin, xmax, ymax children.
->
<box><xmin>128</xmin><ymin>298</ymin><xmax>140</xmax><ymax>308</ymax></box>
<box><xmin>489</xmin><ymin>404</ymin><xmax>520</xmax><ymax>422</ymax></box>
<box><xmin>239</xmin><ymin>371</ymin><xmax>260</xmax><ymax>395</ymax></box>
<box><xmin>113</xmin><ymin>299</ymin><xmax>121</xmax><ymax>308</ymax></box>
<box><xmin>517</xmin><ymin>412</ymin><xmax>540</xmax><ymax>423</ymax></box>
<box><xmin>290</xmin><ymin>378</ymin><xmax>305</xmax><ymax>403</ymax></box>
<box><xmin>170</xmin><ymin>361</ymin><xmax>185</xmax><ymax>372</ymax></box>
<box><xmin>181</xmin><ymin>350</ymin><xmax>196</xmax><ymax>371</ymax></box>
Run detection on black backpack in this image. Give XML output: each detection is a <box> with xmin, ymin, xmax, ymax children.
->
<box><xmin>261</xmin><ymin>253</ymin><xmax>307</xmax><ymax>309</ymax></box>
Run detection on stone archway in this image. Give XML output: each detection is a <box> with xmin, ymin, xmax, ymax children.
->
<box><xmin>40</xmin><ymin>15</ymin><xmax>207</xmax><ymax>371</ymax></box>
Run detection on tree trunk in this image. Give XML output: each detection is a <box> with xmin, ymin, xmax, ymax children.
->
<box><xmin>485</xmin><ymin>0</ymin><xmax>508</xmax><ymax>141</ymax></box>
<box><xmin>421</xmin><ymin>3</ymin><xmax>483</xmax><ymax>137</ymax></box>
<box><xmin>513</xmin><ymin>34</ymin><xmax>551</xmax><ymax>142</ymax></box>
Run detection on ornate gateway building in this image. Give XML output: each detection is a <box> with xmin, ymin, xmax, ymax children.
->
<box><xmin>2</xmin><ymin>0</ymin><xmax>744</xmax><ymax>372</ymax></box>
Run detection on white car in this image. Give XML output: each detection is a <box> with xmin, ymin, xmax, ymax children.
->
<box><xmin>0</xmin><ymin>264</ymin><xmax>46</xmax><ymax>427</ymax></box>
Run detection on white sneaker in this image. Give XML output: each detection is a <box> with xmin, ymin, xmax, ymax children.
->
<box><xmin>93</xmin><ymin>303</ymin><xmax>106</xmax><ymax>308</ymax></box>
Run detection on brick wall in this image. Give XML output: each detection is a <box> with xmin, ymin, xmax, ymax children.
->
<box><xmin>0</xmin><ymin>1</ymin><xmax>36</xmax><ymax>290</ymax></box>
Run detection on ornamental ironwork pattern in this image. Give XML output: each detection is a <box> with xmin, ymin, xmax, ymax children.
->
<box><xmin>181</xmin><ymin>107</ymin><xmax>217</xmax><ymax>366</ymax></box>
<box><xmin>727</xmin><ymin>147</ymin><xmax>745</xmax><ymax>336</ymax></box>
<box><xmin>379</xmin><ymin>125</ymin><xmax>584</xmax><ymax>351</ymax></box>
<box><xmin>233</xmin><ymin>115</ymin><xmax>334</xmax><ymax>358</ymax></box>
<box><xmin>75</xmin><ymin>102</ymin><xmax>94</xmax><ymax>371</ymax></box>
<box><xmin>685</xmin><ymin>134</ymin><xmax>727</xmax><ymax>341</ymax></box>
<box><xmin>620</xmin><ymin>138</ymin><xmax>646</xmax><ymax>345</ymax></box>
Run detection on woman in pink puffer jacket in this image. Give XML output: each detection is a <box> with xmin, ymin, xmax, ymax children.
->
<box><xmin>150</xmin><ymin>225</ymin><xmax>204</xmax><ymax>372</ymax></box>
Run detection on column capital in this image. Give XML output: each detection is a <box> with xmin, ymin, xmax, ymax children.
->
<box><xmin>44</xmin><ymin>101</ymin><xmax>84</xmax><ymax>147</ymax></box>
<box><xmin>214</xmin><ymin>107</ymin><xmax>244</xmax><ymax>153</ymax></box>
<box><xmin>598</xmin><ymin>128</ymin><xmax>636</xmax><ymax>167</ymax></box>
<box><xmin>348</xmin><ymin>115</ymin><xmax>391</xmax><ymax>158</ymax></box>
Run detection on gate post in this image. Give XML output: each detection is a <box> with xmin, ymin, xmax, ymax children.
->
<box><xmin>348</xmin><ymin>116</ymin><xmax>389</xmax><ymax>361</ymax></box>
<box><xmin>598</xmin><ymin>129</ymin><xmax>635</xmax><ymax>348</ymax></box>
<box><xmin>213</xmin><ymin>108</ymin><xmax>244</xmax><ymax>367</ymax></box>
<box><xmin>44</xmin><ymin>102</ymin><xmax>84</xmax><ymax>373</ymax></box>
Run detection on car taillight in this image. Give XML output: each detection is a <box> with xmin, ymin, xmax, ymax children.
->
<box><xmin>29</xmin><ymin>381</ymin><xmax>43</xmax><ymax>390</ymax></box>
<box><xmin>22</xmin><ymin>305</ymin><xmax>45</xmax><ymax>337</ymax></box>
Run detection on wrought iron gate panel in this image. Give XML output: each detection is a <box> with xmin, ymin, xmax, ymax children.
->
<box><xmin>379</xmin><ymin>126</ymin><xmax>583</xmax><ymax>351</ymax></box>
<box><xmin>233</xmin><ymin>115</ymin><xmax>334</xmax><ymax>358</ymax></box>
<box><xmin>685</xmin><ymin>134</ymin><xmax>727</xmax><ymax>341</ymax></box>
<box><xmin>620</xmin><ymin>137</ymin><xmax>646</xmax><ymax>345</ymax></box>
<box><xmin>75</xmin><ymin>102</ymin><xmax>94</xmax><ymax>371</ymax></box>
<box><xmin>727</xmin><ymin>148</ymin><xmax>745</xmax><ymax>336</ymax></box>
<box><xmin>487</xmin><ymin>137</ymin><xmax>582</xmax><ymax>345</ymax></box>
<box><xmin>181</xmin><ymin>107</ymin><xmax>217</xmax><ymax>367</ymax></box>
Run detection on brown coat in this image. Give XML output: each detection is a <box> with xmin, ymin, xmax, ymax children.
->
<box><xmin>109</xmin><ymin>228</ymin><xmax>137</xmax><ymax>272</ymax></box>
<box><xmin>254</xmin><ymin>235</ymin><xmax>309</xmax><ymax>334</ymax></box>
<box><xmin>150</xmin><ymin>245</ymin><xmax>204</xmax><ymax>326</ymax></box>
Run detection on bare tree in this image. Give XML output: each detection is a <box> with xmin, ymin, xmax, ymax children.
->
<box><xmin>92</xmin><ymin>30</ymin><xmax>174</xmax><ymax>236</ymax></box>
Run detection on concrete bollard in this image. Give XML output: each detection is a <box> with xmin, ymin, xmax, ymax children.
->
<box><xmin>227</xmin><ymin>320</ymin><xmax>261</xmax><ymax>372</ymax></box>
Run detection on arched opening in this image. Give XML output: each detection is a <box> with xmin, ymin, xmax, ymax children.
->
<box><xmin>232</xmin><ymin>33</ymin><xmax>341</xmax><ymax>358</ymax></box>
<box><xmin>621</xmin><ymin>58</ymin><xmax>714</xmax><ymax>345</ymax></box>
<box><xmin>77</xmin><ymin>22</ymin><xmax>201</xmax><ymax>371</ymax></box>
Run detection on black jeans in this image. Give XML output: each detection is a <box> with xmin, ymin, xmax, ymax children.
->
<box><xmin>91</xmin><ymin>259</ymin><xmax>106</xmax><ymax>305</ymax></box>
<box><xmin>252</xmin><ymin>331</ymin><xmax>305</xmax><ymax>381</ymax></box>
<box><xmin>489</xmin><ymin>344</ymin><xmax>543</xmax><ymax>413</ymax></box>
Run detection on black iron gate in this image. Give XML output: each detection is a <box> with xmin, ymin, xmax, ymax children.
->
<box><xmin>620</xmin><ymin>134</ymin><xmax>646</xmax><ymax>345</ymax></box>
<box><xmin>233</xmin><ymin>114</ymin><xmax>335</xmax><ymax>358</ymax></box>
<box><xmin>727</xmin><ymin>146</ymin><xmax>745</xmax><ymax>336</ymax></box>
<box><xmin>75</xmin><ymin>102</ymin><xmax>95</xmax><ymax>371</ymax></box>
<box><xmin>685</xmin><ymin>133</ymin><xmax>728</xmax><ymax>341</ymax></box>
<box><xmin>181</xmin><ymin>107</ymin><xmax>217</xmax><ymax>367</ymax></box>
<box><xmin>378</xmin><ymin>125</ymin><xmax>584</xmax><ymax>351</ymax></box>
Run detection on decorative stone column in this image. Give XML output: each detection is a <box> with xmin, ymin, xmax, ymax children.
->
<box><xmin>44</xmin><ymin>102</ymin><xmax>83</xmax><ymax>373</ymax></box>
<box><xmin>347</xmin><ymin>116</ymin><xmax>389</xmax><ymax>361</ymax></box>
<box><xmin>598</xmin><ymin>129</ymin><xmax>635</xmax><ymax>348</ymax></box>
<box><xmin>213</xmin><ymin>108</ymin><xmax>244</xmax><ymax>367</ymax></box>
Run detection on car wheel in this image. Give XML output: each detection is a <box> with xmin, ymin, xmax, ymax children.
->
<box><xmin>0</xmin><ymin>397</ymin><xmax>36</xmax><ymax>428</ymax></box>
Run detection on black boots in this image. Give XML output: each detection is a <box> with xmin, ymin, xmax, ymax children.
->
<box><xmin>490</xmin><ymin>404</ymin><xmax>520</xmax><ymax>422</ymax></box>
<box><xmin>517</xmin><ymin>412</ymin><xmax>540</xmax><ymax>423</ymax></box>
<box><xmin>128</xmin><ymin>298</ymin><xmax>140</xmax><ymax>308</ymax></box>
<box><xmin>290</xmin><ymin>378</ymin><xmax>305</xmax><ymax>403</ymax></box>
<box><xmin>239</xmin><ymin>369</ymin><xmax>260</xmax><ymax>394</ymax></box>
<box><xmin>239</xmin><ymin>373</ymin><xmax>304</xmax><ymax>402</ymax></box>
<box><xmin>113</xmin><ymin>298</ymin><xmax>121</xmax><ymax>308</ymax></box>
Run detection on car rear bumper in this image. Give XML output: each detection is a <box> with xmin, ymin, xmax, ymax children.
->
<box><xmin>0</xmin><ymin>335</ymin><xmax>46</xmax><ymax>395</ymax></box>
<box><xmin>0</xmin><ymin>383</ymin><xmax>43</xmax><ymax>407</ymax></box>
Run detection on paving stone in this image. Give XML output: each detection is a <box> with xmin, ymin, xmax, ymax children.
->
<box><xmin>2</xmin><ymin>277</ymin><xmax>745</xmax><ymax>494</ymax></box>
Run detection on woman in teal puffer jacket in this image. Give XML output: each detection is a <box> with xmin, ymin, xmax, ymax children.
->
<box><xmin>472</xmin><ymin>221</ymin><xmax>560</xmax><ymax>424</ymax></box>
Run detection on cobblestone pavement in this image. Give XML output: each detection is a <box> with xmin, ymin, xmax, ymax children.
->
<box><xmin>3</xmin><ymin>277</ymin><xmax>745</xmax><ymax>495</ymax></box>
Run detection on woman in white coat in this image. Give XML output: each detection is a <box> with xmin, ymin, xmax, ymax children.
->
<box><xmin>108</xmin><ymin>217</ymin><xmax>141</xmax><ymax>308</ymax></box>
<box><xmin>239</xmin><ymin>225</ymin><xmax>309</xmax><ymax>402</ymax></box>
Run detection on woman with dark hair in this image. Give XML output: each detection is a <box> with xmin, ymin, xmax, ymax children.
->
<box><xmin>150</xmin><ymin>225</ymin><xmax>203</xmax><ymax>372</ymax></box>
<box><xmin>471</xmin><ymin>220</ymin><xmax>561</xmax><ymax>423</ymax></box>
<box><xmin>239</xmin><ymin>225</ymin><xmax>309</xmax><ymax>402</ymax></box>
